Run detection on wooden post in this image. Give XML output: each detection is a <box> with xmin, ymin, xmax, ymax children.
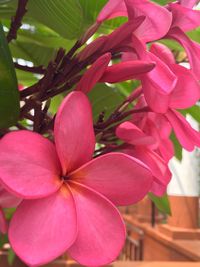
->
<box><xmin>159</xmin><ymin>137</ymin><xmax>200</xmax><ymax>239</ymax></box>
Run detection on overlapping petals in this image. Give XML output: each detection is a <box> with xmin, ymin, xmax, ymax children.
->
<box><xmin>167</xmin><ymin>27</ymin><xmax>200</xmax><ymax>79</ymax></box>
<box><xmin>0</xmin><ymin>185</ymin><xmax>22</xmax><ymax>234</ymax></box>
<box><xmin>0</xmin><ymin>91</ymin><xmax>153</xmax><ymax>266</ymax></box>
<box><xmin>76</xmin><ymin>53</ymin><xmax>111</xmax><ymax>93</ymax></box>
<box><xmin>165</xmin><ymin>109</ymin><xmax>200</xmax><ymax>151</ymax></box>
<box><xmin>180</xmin><ymin>0</ymin><xmax>198</xmax><ymax>8</ymax></box>
<box><xmin>116</xmin><ymin>121</ymin><xmax>171</xmax><ymax>196</ymax></box>
<box><xmin>169</xmin><ymin>3</ymin><xmax>200</xmax><ymax>32</ymax></box>
<box><xmin>97</xmin><ymin>0</ymin><xmax>172</xmax><ymax>42</ymax></box>
<box><xmin>70</xmin><ymin>153</ymin><xmax>153</xmax><ymax>206</ymax></box>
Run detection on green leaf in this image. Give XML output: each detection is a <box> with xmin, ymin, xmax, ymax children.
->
<box><xmin>160</xmin><ymin>39</ymin><xmax>184</xmax><ymax>52</ymax></box>
<box><xmin>170</xmin><ymin>132</ymin><xmax>182</xmax><ymax>161</ymax></box>
<box><xmin>16</xmin><ymin>69</ymin><xmax>38</xmax><ymax>87</ymax></box>
<box><xmin>0</xmin><ymin>234</ymin><xmax>8</xmax><ymax>249</ymax></box>
<box><xmin>181</xmin><ymin>105</ymin><xmax>200</xmax><ymax>123</ymax></box>
<box><xmin>148</xmin><ymin>193</ymin><xmax>171</xmax><ymax>215</ymax></box>
<box><xmin>152</xmin><ymin>0</ymin><xmax>174</xmax><ymax>5</ymax></box>
<box><xmin>49</xmin><ymin>94</ymin><xmax>64</xmax><ymax>115</ymax></box>
<box><xmin>10</xmin><ymin>41</ymin><xmax>56</xmax><ymax>66</ymax></box>
<box><xmin>0</xmin><ymin>21</ymin><xmax>19</xmax><ymax>128</ymax></box>
<box><xmin>79</xmin><ymin>0</ymin><xmax>127</xmax><ymax>33</ymax></box>
<box><xmin>8</xmin><ymin>248</ymin><xmax>15</xmax><ymax>266</ymax></box>
<box><xmin>88</xmin><ymin>83</ymin><xmax>125</xmax><ymax>122</ymax></box>
<box><xmin>17</xmin><ymin>29</ymin><xmax>75</xmax><ymax>49</ymax></box>
<box><xmin>26</xmin><ymin>0</ymin><xmax>84</xmax><ymax>39</ymax></box>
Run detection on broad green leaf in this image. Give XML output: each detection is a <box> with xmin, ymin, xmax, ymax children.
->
<box><xmin>17</xmin><ymin>29</ymin><xmax>75</xmax><ymax>49</ymax></box>
<box><xmin>170</xmin><ymin>132</ymin><xmax>182</xmax><ymax>161</ymax></box>
<box><xmin>10</xmin><ymin>41</ymin><xmax>56</xmax><ymax>66</ymax></box>
<box><xmin>79</xmin><ymin>0</ymin><xmax>107</xmax><ymax>29</ymax></box>
<box><xmin>148</xmin><ymin>193</ymin><xmax>171</xmax><ymax>215</ymax></box>
<box><xmin>88</xmin><ymin>83</ymin><xmax>125</xmax><ymax>122</ymax></box>
<box><xmin>16</xmin><ymin>69</ymin><xmax>38</xmax><ymax>87</ymax></box>
<box><xmin>26</xmin><ymin>0</ymin><xmax>84</xmax><ymax>40</ymax></box>
<box><xmin>0</xmin><ymin>5</ymin><xmax>15</xmax><ymax>19</ymax></box>
<box><xmin>79</xmin><ymin>0</ymin><xmax>127</xmax><ymax>34</ymax></box>
<box><xmin>0</xmin><ymin>22</ymin><xmax>19</xmax><ymax>128</ymax></box>
<box><xmin>116</xmin><ymin>80</ymin><xmax>141</xmax><ymax>97</ymax></box>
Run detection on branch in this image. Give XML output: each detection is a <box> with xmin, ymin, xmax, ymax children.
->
<box><xmin>95</xmin><ymin>107</ymin><xmax>150</xmax><ymax>132</ymax></box>
<box><xmin>14</xmin><ymin>63</ymin><xmax>45</xmax><ymax>74</ymax></box>
<box><xmin>7</xmin><ymin>0</ymin><xmax>28</xmax><ymax>43</ymax></box>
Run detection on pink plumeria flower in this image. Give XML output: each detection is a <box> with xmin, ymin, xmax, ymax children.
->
<box><xmin>145</xmin><ymin>42</ymin><xmax>200</xmax><ymax>113</ymax></box>
<box><xmin>0</xmin><ymin>91</ymin><xmax>153</xmax><ymax>267</ymax></box>
<box><xmin>149</xmin><ymin>43</ymin><xmax>200</xmax><ymax>151</ymax></box>
<box><xmin>97</xmin><ymin>0</ymin><xmax>172</xmax><ymax>42</ymax></box>
<box><xmin>116</xmin><ymin>121</ymin><xmax>172</xmax><ymax>196</ymax></box>
<box><xmin>165</xmin><ymin>1</ymin><xmax>200</xmax><ymax>79</ymax></box>
<box><xmin>122</xmin><ymin>35</ymin><xmax>177</xmax><ymax>108</ymax></box>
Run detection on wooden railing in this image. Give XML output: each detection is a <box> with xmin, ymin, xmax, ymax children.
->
<box><xmin>118</xmin><ymin>223</ymin><xmax>144</xmax><ymax>261</ymax></box>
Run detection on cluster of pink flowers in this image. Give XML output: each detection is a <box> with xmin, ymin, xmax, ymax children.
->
<box><xmin>0</xmin><ymin>0</ymin><xmax>200</xmax><ymax>266</ymax></box>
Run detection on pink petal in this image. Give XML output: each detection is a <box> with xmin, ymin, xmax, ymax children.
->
<box><xmin>165</xmin><ymin>109</ymin><xmax>200</xmax><ymax>151</ymax></box>
<box><xmin>0</xmin><ymin>208</ymin><xmax>7</xmax><ymax>234</ymax></box>
<box><xmin>70</xmin><ymin>152</ymin><xmax>153</xmax><ymax>206</ymax></box>
<box><xmin>9</xmin><ymin>187</ymin><xmax>77</xmax><ymax>267</ymax></box>
<box><xmin>169</xmin><ymin>3</ymin><xmax>200</xmax><ymax>32</ymax></box>
<box><xmin>150</xmin><ymin>43</ymin><xmax>175</xmax><ymax>65</ymax></box>
<box><xmin>75</xmin><ymin>53</ymin><xmax>111</xmax><ymax>93</ymax></box>
<box><xmin>142</xmin><ymin>80</ymin><xmax>170</xmax><ymax>113</ymax></box>
<box><xmin>150</xmin><ymin>181</ymin><xmax>167</xmax><ymax>197</ymax></box>
<box><xmin>0</xmin><ymin>131</ymin><xmax>62</xmax><ymax>199</ymax></box>
<box><xmin>102</xmin><ymin>17</ymin><xmax>145</xmax><ymax>53</ymax></box>
<box><xmin>116</xmin><ymin>121</ymin><xmax>156</xmax><ymax>146</ymax></box>
<box><xmin>169</xmin><ymin>64</ymin><xmax>200</xmax><ymax>109</ymax></box>
<box><xmin>157</xmin><ymin>138</ymin><xmax>174</xmax><ymax>162</ymax></box>
<box><xmin>100</xmin><ymin>60</ymin><xmax>155</xmax><ymax>83</ymax></box>
<box><xmin>167</xmin><ymin>27</ymin><xmax>200</xmax><ymax>79</ymax></box>
<box><xmin>68</xmin><ymin>182</ymin><xmax>126</xmax><ymax>266</ymax></box>
<box><xmin>78</xmin><ymin>36</ymin><xmax>107</xmax><ymax>61</ymax></box>
<box><xmin>97</xmin><ymin>0</ymin><xmax>127</xmax><ymax>23</ymax></box>
<box><xmin>125</xmin><ymin>0</ymin><xmax>172</xmax><ymax>42</ymax></box>
<box><xmin>124</xmin><ymin>146</ymin><xmax>171</xmax><ymax>189</ymax></box>
<box><xmin>0</xmin><ymin>185</ymin><xmax>21</xmax><ymax>208</ymax></box>
<box><xmin>54</xmin><ymin>92</ymin><xmax>95</xmax><ymax>174</ymax></box>
<box><xmin>180</xmin><ymin>0</ymin><xmax>198</xmax><ymax>9</ymax></box>
<box><xmin>132</xmin><ymin>35</ymin><xmax>177</xmax><ymax>94</ymax></box>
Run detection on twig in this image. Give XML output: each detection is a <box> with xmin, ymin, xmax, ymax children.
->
<box><xmin>7</xmin><ymin>0</ymin><xmax>28</xmax><ymax>43</ymax></box>
<box><xmin>95</xmin><ymin>107</ymin><xmax>150</xmax><ymax>131</ymax></box>
<box><xmin>14</xmin><ymin>63</ymin><xmax>45</xmax><ymax>74</ymax></box>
